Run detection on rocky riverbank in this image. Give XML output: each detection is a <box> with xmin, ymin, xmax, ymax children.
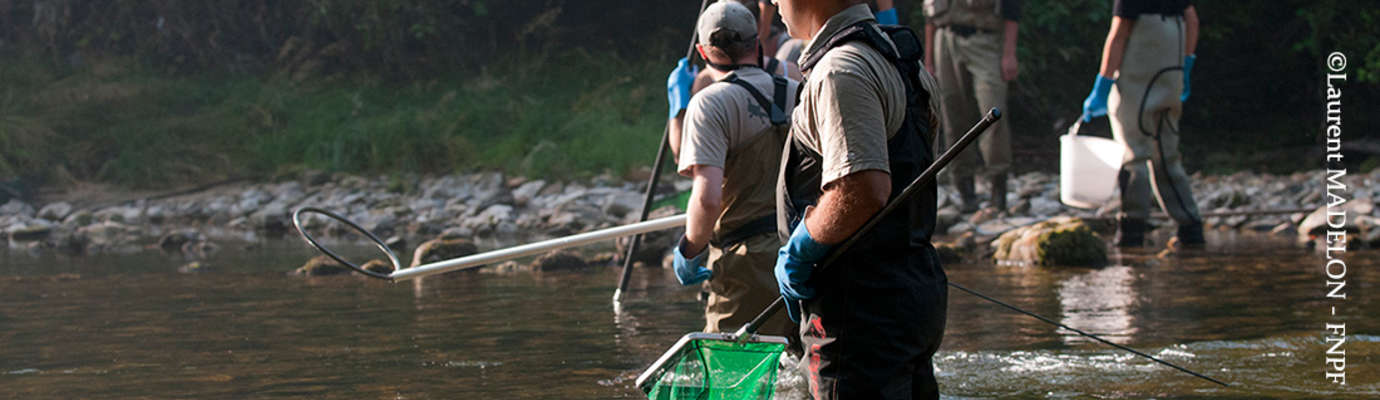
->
<box><xmin>3</xmin><ymin>168</ymin><xmax>1378</xmax><ymax>270</ymax></box>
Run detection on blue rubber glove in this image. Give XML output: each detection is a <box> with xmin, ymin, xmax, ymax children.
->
<box><xmin>672</xmin><ymin>237</ymin><xmax>711</xmax><ymax>285</ymax></box>
<box><xmin>1081</xmin><ymin>75</ymin><xmax>1115</xmax><ymax>122</ymax></box>
<box><xmin>875</xmin><ymin>8</ymin><xmax>899</xmax><ymax>25</ymax></box>
<box><xmin>667</xmin><ymin>57</ymin><xmax>698</xmax><ymax>119</ymax></box>
<box><xmin>1181</xmin><ymin>54</ymin><xmax>1196</xmax><ymax>102</ymax></box>
<box><xmin>775</xmin><ymin>220</ymin><xmax>833</xmax><ymax>323</ymax></box>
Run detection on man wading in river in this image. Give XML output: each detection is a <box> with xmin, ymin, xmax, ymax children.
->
<box><xmin>666</xmin><ymin>1</ymin><xmax>800</xmax><ymax>338</ymax></box>
<box><xmin>772</xmin><ymin>0</ymin><xmax>948</xmax><ymax>398</ymax></box>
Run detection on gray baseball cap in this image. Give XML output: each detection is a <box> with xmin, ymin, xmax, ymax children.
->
<box><xmin>697</xmin><ymin>1</ymin><xmax>758</xmax><ymax>48</ymax></box>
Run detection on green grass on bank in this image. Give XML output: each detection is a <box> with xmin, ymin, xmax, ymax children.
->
<box><xmin>0</xmin><ymin>50</ymin><xmax>667</xmax><ymax>188</ymax></box>
<box><xmin>1</xmin><ymin>48</ymin><xmax>1367</xmax><ymax>190</ymax></box>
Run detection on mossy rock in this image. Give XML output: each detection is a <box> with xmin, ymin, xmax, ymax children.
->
<box><xmin>1035</xmin><ymin>223</ymin><xmax>1107</xmax><ymax>267</ymax></box>
<box><xmin>411</xmin><ymin>237</ymin><xmax>479</xmax><ymax>267</ymax></box>
<box><xmin>295</xmin><ymin>255</ymin><xmax>350</xmax><ymax>276</ymax></box>
<box><xmin>361</xmin><ymin>259</ymin><xmax>395</xmax><ymax>274</ymax></box>
<box><xmin>991</xmin><ymin>217</ymin><xmax>1107</xmax><ymax>267</ymax></box>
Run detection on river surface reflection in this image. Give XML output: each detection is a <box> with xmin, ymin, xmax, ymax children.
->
<box><xmin>1</xmin><ymin>230</ymin><xmax>1375</xmax><ymax>398</ymax></box>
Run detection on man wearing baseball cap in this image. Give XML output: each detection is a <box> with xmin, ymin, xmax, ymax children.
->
<box><xmin>664</xmin><ymin>0</ymin><xmax>801</xmax><ymax>338</ymax></box>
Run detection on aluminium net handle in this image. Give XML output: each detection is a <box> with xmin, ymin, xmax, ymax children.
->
<box><xmin>735</xmin><ymin>108</ymin><xmax>1002</xmax><ymax>340</ymax></box>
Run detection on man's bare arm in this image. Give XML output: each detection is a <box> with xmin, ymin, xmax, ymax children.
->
<box><xmin>682</xmin><ymin>165</ymin><xmax>724</xmax><ymax>256</ymax></box>
<box><xmin>802</xmin><ymin>170</ymin><xmax>891</xmax><ymax>245</ymax></box>
<box><xmin>924</xmin><ymin>23</ymin><xmax>937</xmax><ymax>72</ymax></box>
<box><xmin>1097</xmin><ymin>17</ymin><xmax>1134</xmax><ymax>77</ymax></box>
<box><xmin>1183</xmin><ymin>6</ymin><xmax>1199</xmax><ymax>56</ymax></box>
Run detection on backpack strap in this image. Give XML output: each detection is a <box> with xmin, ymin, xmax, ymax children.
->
<box><xmin>766</xmin><ymin>57</ymin><xmax>782</xmax><ymax>76</ymax></box>
<box><xmin>721</xmin><ymin>74</ymin><xmax>791</xmax><ymax>127</ymax></box>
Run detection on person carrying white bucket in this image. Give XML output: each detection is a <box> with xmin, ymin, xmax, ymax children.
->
<box><xmin>1081</xmin><ymin>0</ymin><xmax>1203</xmax><ymax>248</ymax></box>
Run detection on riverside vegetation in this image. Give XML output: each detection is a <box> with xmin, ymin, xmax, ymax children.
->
<box><xmin>0</xmin><ymin>0</ymin><xmax>1376</xmax><ymax>190</ymax></box>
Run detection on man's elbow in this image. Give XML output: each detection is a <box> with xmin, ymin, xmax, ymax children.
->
<box><xmin>696</xmin><ymin>195</ymin><xmax>723</xmax><ymax>213</ymax></box>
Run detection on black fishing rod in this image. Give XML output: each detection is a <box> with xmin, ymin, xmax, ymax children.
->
<box><xmin>947</xmin><ymin>281</ymin><xmax>1229</xmax><ymax>387</ymax></box>
<box><xmin>613</xmin><ymin>0</ymin><xmax>713</xmax><ymax>304</ymax></box>
<box><xmin>733</xmin><ymin>108</ymin><xmax>1001</xmax><ymax>338</ymax></box>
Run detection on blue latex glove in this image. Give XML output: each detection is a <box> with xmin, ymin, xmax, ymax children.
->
<box><xmin>667</xmin><ymin>57</ymin><xmax>698</xmax><ymax>119</ymax></box>
<box><xmin>875</xmin><ymin>8</ymin><xmax>899</xmax><ymax>25</ymax></box>
<box><xmin>1181</xmin><ymin>54</ymin><xmax>1196</xmax><ymax>102</ymax></box>
<box><xmin>1081</xmin><ymin>75</ymin><xmax>1115</xmax><ymax>122</ymax></box>
<box><xmin>775</xmin><ymin>220</ymin><xmax>833</xmax><ymax>323</ymax></box>
<box><xmin>672</xmin><ymin>237</ymin><xmax>711</xmax><ymax>285</ymax></box>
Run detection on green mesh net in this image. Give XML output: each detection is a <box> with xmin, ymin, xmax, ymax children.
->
<box><xmin>638</xmin><ymin>333</ymin><xmax>787</xmax><ymax>400</ymax></box>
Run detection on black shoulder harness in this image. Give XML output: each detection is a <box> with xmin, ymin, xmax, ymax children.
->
<box><xmin>720</xmin><ymin>73</ymin><xmax>791</xmax><ymax>127</ymax></box>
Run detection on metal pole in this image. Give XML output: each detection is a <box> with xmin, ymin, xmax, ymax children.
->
<box><xmin>391</xmin><ymin>214</ymin><xmax>686</xmax><ymax>281</ymax></box>
<box><xmin>614</xmin><ymin>0</ymin><xmax>713</xmax><ymax>304</ymax></box>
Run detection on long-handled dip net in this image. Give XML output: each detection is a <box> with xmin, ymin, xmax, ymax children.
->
<box><xmin>636</xmin><ymin>333</ymin><xmax>789</xmax><ymax>399</ymax></box>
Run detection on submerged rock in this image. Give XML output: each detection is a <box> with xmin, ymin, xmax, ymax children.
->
<box><xmin>361</xmin><ymin>259</ymin><xmax>395</xmax><ymax>274</ymax></box>
<box><xmin>530</xmin><ymin>250</ymin><xmax>589</xmax><ymax>271</ymax></box>
<box><xmin>411</xmin><ymin>237</ymin><xmax>478</xmax><ymax>267</ymax></box>
<box><xmin>992</xmin><ymin>217</ymin><xmax>1107</xmax><ymax>267</ymax></box>
<box><xmin>294</xmin><ymin>255</ymin><xmax>350</xmax><ymax>276</ymax></box>
<box><xmin>157</xmin><ymin>230</ymin><xmax>206</xmax><ymax>252</ymax></box>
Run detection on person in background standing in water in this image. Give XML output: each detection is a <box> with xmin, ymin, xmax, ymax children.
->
<box><xmin>772</xmin><ymin>0</ymin><xmax>948</xmax><ymax>398</ymax></box>
<box><xmin>1081</xmin><ymin>0</ymin><xmax>1203</xmax><ymax>248</ymax></box>
<box><xmin>924</xmin><ymin>0</ymin><xmax>1021</xmax><ymax>213</ymax></box>
<box><xmin>665</xmin><ymin>1</ymin><xmax>801</xmax><ymax>338</ymax></box>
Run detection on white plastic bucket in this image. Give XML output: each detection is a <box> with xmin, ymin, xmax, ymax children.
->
<box><xmin>1059</xmin><ymin>132</ymin><xmax>1125</xmax><ymax>209</ymax></box>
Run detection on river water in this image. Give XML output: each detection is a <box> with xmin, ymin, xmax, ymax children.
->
<box><xmin>1</xmin><ymin>230</ymin><xmax>1375</xmax><ymax>398</ymax></box>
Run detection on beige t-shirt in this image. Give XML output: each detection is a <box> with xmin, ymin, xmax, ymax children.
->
<box><xmin>679</xmin><ymin>68</ymin><xmax>799</xmax><ymax>173</ymax></box>
<box><xmin>679</xmin><ymin>67</ymin><xmax>801</xmax><ymax>235</ymax></box>
<box><xmin>792</xmin><ymin>4</ymin><xmax>942</xmax><ymax>187</ymax></box>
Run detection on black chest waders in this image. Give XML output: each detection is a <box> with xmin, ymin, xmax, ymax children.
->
<box><xmin>778</xmin><ymin>21</ymin><xmax>950</xmax><ymax>399</ymax></box>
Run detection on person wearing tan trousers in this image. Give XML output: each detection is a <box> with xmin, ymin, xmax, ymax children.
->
<box><xmin>923</xmin><ymin>0</ymin><xmax>1021</xmax><ymax>213</ymax></box>
<box><xmin>1081</xmin><ymin>0</ymin><xmax>1203</xmax><ymax>247</ymax></box>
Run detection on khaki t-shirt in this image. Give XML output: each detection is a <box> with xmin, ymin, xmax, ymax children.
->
<box><xmin>680</xmin><ymin>67</ymin><xmax>801</xmax><ymax>235</ymax></box>
<box><xmin>792</xmin><ymin>4</ymin><xmax>941</xmax><ymax>188</ymax></box>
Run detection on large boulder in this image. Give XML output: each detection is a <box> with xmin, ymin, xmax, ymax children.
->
<box><xmin>5</xmin><ymin>218</ymin><xmax>54</xmax><ymax>242</ymax></box>
<box><xmin>37</xmin><ymin>202</ymin><xmax>73</xmax><ymax>221</ymax></box>
<box><xmin>247</xmin><ymin>201</ymin><xmax>291</xmax><ymax>233</ymax></box>
<box><xmin>75</xmin><ymin>221</ymin><xmax>143</xmax><ymax>252</ymax></box>
<box><xmin>992</xmin><ymin>217</ymin><xmax>1107</xmax><ymax>267</ymax></box>
<box><xmin>0</xmin><ymin>200</ymin><xmax>35</xmax><ymax>217</ymax></box>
